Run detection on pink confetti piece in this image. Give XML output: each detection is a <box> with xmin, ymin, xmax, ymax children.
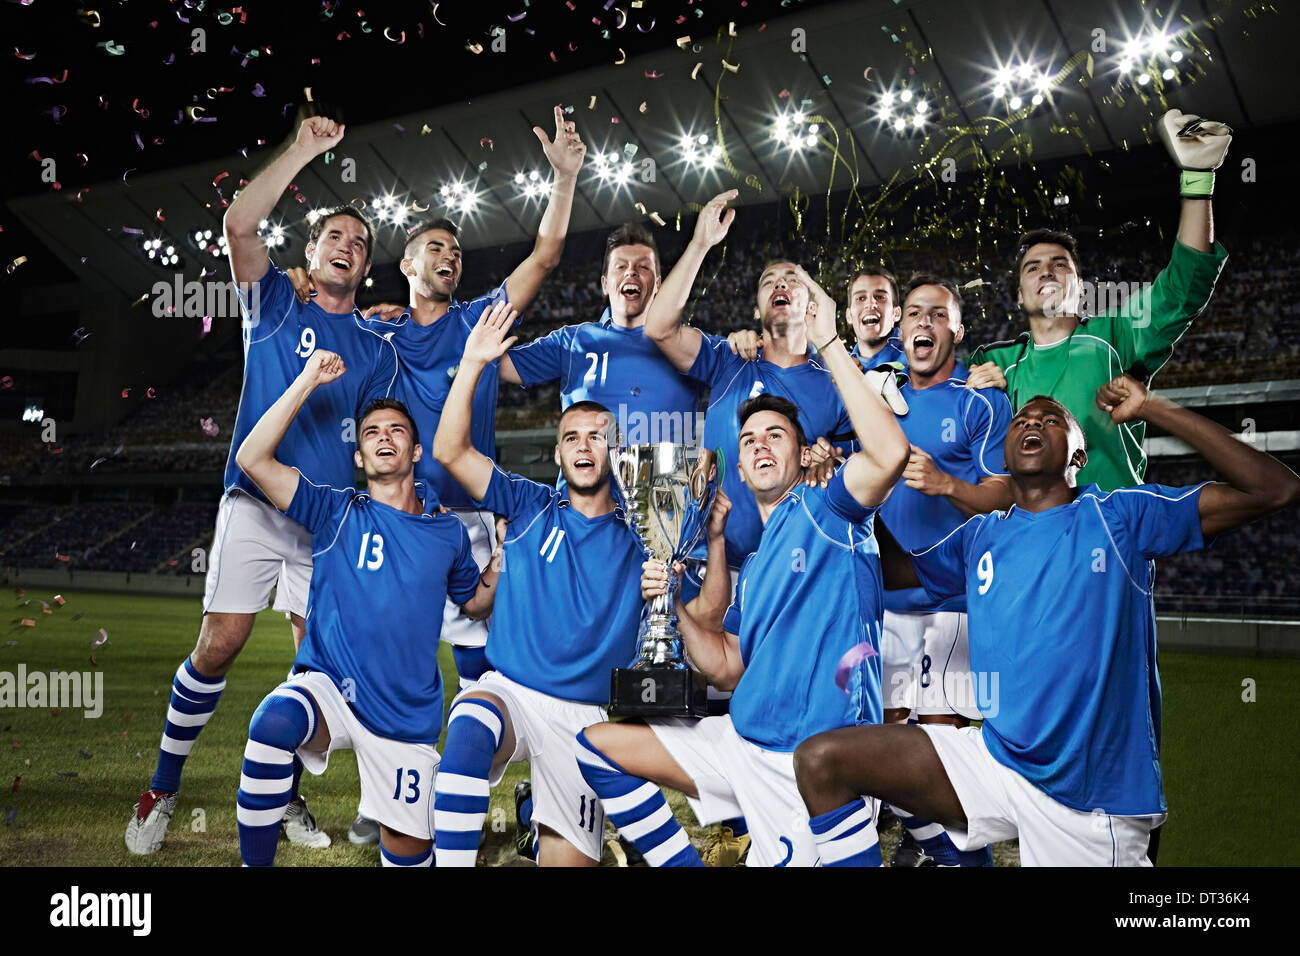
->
<box><xmin>91</xmin><ymin>629</ymin><xmax>110</xmax><ymax>648</ymax></box>
<box><xmin>834</xmin><ymin>642</ymin><xmax>879</xmax><ymax>693</ymax></box>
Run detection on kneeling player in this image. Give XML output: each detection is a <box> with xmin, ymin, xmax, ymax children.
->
<box><xmin>574</xmin><ymin>270</ymin><xmax>910</xmax><ymax>866</ymax></box>
<box><xmin>431</xmin><ymin>303</ymin><xmax>647</xmax><ymax>867</ymax></box>
<box><xmin>233</xmin><ymin>350</ymin><xmax>496</xmax><ymax>867</ymax></box>
<box><xmin>794</xmin><ymin>378</ymin><xmax>1300</xmax><ymax>865</ymax></box>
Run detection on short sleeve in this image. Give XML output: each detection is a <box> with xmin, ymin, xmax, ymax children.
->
<box><xmin>688</xmin><ymin>332</ymin><xmax>747</xmax><ymax>388</ymax></box>
<box><xmin>447</xmin><ymin>522</ymin><xmax>480</xmax><ymax>605</ymax></box>
<box><xmin>476</xmin><ymin>464</ymin><xmax>557</xmax><ymax>523</ymax></box>
<box><xmin>911</xmin><ymin>515</ymin><xmax>982</xmax><ymax>604</ymax></box>
<box><xmin>360</xmin><ymin>329</ymin><xmax>399</xmax><ymax>404</ymax></box>
<box><xmin>239</xmin><ymin>260</ymin><xmax>296</xmax><ymax>333</ymax></box>
<box><xmin>507</xmin><ymin>326</ymin><xmax>568</xmax><ymax>388</ymax></box>
<box><xmin>1100</xmin><ymin>483</ymin><xmax>1208</xmax><ymax>560</ymax></box>
<box><xmin>821</xmin><ymin>467</ymin><xmax>873</xmax><ymax>524</ymax></box>
<box><xmin>965</xmin><ymin>387</ymin><xmax>1012</xmax><ymax>477</ymax></box>
<box><xmin>459</xmin><ymin>282</ymin><xmax>509</xmax><ymax>334</ymax></box>
<box><xmin>722</xmin><ymin>554</ymin><xmax>753</xmax><ymax>635</ymax></box>
<box><xmin>285</xmin><ymin>472</ymin><xmax>352</xmax><ymax>535</ymax></box>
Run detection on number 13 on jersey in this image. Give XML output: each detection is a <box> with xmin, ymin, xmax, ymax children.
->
<box><xmin>357</xmin><ymin>532</ymin><xmax>385</xmax><ymax>570</ymax></box>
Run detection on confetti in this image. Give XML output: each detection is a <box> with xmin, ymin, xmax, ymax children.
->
<box><xmin>0</xmin><ymin>377</ymin><xmax>11</xmax><ymax>390</ymax></box>
<box><xmin>53</xmin><ymin>595</ymin><xmax>65</xmax><ymax>606</ymax></box>
<box><xmin>691</xmin><ymin>62</ymin><xmax>702</xmax><ymax>80</ymax></box>
<box><xmin>6</xmin><ymin>256</ymin><xmax>27</xmax><ymax>274</ymax></box>
<box><xmin>614</xmin><ymin>48</ymin><xmax>626</xmax><ymax>64</ymax></box>
<box><xmin>638</xmin><ymin>101</ymin><xmax>647</xmax><ymax>112</ymax></box>
<box><xmin>92</xmin><ymin>629</ymin><xmax>110</xmax><ymax>648</ymax></box>
<box><xmin>834</xmin><ymin>642</ymin><xmax>879</xmax><ymax>693</ymax></box>
<box><xmin>644</xmin><ymin>70</ymin><xmax>662</xmax><ymax>79</ymax></box>
<box><xmin>201</xmin><ymin>316</ymin><xmax>213</xmax><ymax>337</ymax></box>
<box><xmin>721</xmin><ymin>60</ymin><xmax>739</xmax><ymax>73</ymax></box>
<box><xmin>200</xmin><ymin>417</ymin><xmax>219</xmax><ymax>438</ymax></box>
<box><xmin>55</xmin><ymin>771</ymin><xmax>78</xmax><ymax>778</ymax></box>
<box><xmin>11</xmin><ymin>777</ymin><xmax>18</xmax><ymax>792</ymax></box>
<box><xmin>676</xmin><ymin>36</ymin><xmax>691</xmax><ymax>49</ymax></box>
<box><xmin>479</xmin><ymin>137</ymin><xmax>494</xmax><ymax>150</ymax></box>
<box><xmin>18</xmin><ymin>620</ymin><xmax>34</xmax><ymax>627</ymax></box>
<box><xmin>589</xmin><ymin>95</ymin><xmax>597</xmax><ymax>109</ymax></box>
<box><xmin>431</xmin><ymin>3</ymin><xmax>445</xmax><ymax>26</ymax></box>
<box><xmin>78</xmin><ymin>749</ymin><xmax>93</xmax><ymax>759</ymax></box>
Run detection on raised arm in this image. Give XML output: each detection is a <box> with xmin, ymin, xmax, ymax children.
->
<box><xmin>798</xmin><ymin>267</ymin><xmax>909</xmax><ymax>507</ymax></box>
<box><xmin>432</xmin><ymin>301</ymin><xmax>519</xmax><ymax>503</ymax></box>
<box><xmin>681</xmin><ymin>490</ymin><xmax>733</xmax><ymax>631</ymax></box>
<box><xmin>644</xmin><ymin>189</ymin><xmax>737</xmax><ymax>372</ymax></box>
<box><xmin>224</xmin><ymin>114</ymin><xmax>343</xmax><ymax>286</ymax></box>
<box><xmin>503</xmin><ymin>106</ymin><xmax>586</xmax><ymax>312</ymax></box>
<box><xmin>236</xmin><ymin>349</ymin><xmax>345</xmax><ymax>511</ymax></box>
<box><xmin>902</xmin><ymin>446</ymin><xmax>1014</xmax><ymax>518</ymax></box>
<box><xmin>1097</xmin><ymin>375</ymin><xmax>1300</xmax><ymax>538</ymax></box>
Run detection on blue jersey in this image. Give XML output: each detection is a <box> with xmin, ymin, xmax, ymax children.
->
<box><xmin>507</xmin><ymin>310</ymin><xmax>705</xmax><ymax>444</ymax></box>
<box><xmin>882</xmin><ymin>372</ymin><xmax>1011</xmax><ymax>614</ymax></box>
<box><xmin>476</xmin><ymin>465</ymin><xmax>645</xmax><ymax>704</ymax></box>
<box><xmin>376</xmin><ymin>282</ymin><xmax>507</xmax><ymax>509</ymax></box>
<box><xmin>225</xmin><ymin>262</ymin><xmax>398</xmax><ymax>501</ymax></box>
<box><xmin>911</xmin><ymin>483</ymin><xmax>1209</xmax><ymax>815</ymax></box>
<box><xmin>850</xmin><ymin>337</ymin><xmax>907</xmax><ymax>372</ymax></box>
<box><xmin>689</xmin><ymin>333</ymin><xmax>854</xmax><ymax>566</ymax></box>
<box><xmin>722</xmin><ymin>469</ymin><xmax>884</xmax><ymax>751</ymax></box>
<box><xmin>287</xmin><ymin>474</ymin><xmax>479</xmax><ymax>744</ymax></box>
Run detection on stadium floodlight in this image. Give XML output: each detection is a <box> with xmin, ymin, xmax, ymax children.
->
<box><xmin>1137</xmin><ymin>72</ymin><xmax>1151</xmax><ymax>85</ymax></box>
<box><xmin>1008</xmin><ymin>95</ymin><xmax>1023</xmax><ymax>111</ymax></box>
<box><xmin>892</xmin><ymin>116</ymin><xmax>906</xmax><ymax>132</ymax></box>
<box><xmin>899</xmin><ymin>89</ymin><xmax>913</xmax><ymax>104</ymax></box>
<box><xmin>1162</xmin><ymin>67</ymin><xmax>1176</xmax><ymax>81</ymax></box>
<box><xmin>1170</xmin><ymin>50</ymin><xmax>1183</xmax><ymax>63</ymax></box>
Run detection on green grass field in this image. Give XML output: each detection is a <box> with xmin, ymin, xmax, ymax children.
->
<box><xmin>0</xmin><ymin>589</ymin><xmax>1295</xmax><ymax>866</ymax></box>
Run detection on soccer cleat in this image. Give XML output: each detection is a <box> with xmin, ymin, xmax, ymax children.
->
<box><xmin>700</xmin><ymin>825</ymin><xmax>751</xmax><ymax>867</ymax></box>
<box><xmin>347</xmin><ymin>813</ymin><xmax>380</xmax><ymax>846</ymax></box>
<box><xmin>281</xmin><ymin>795</ymin><xmax>331</xmax><ymax>848</ymax></box>
<box><xmin>125</xmin><ymin>789</ymin><xmax>177</xmax><ymax>856</ymax></box>
<box><xmin>514</xmin><ymin>781</ymin><xmax>536</xmax><ymax>861</ymax></box>
<box><xmin>606</xmin><ymin>834</ymin><xmax>647</xmax><ymax>867</ymax></box>
<box><xmin>889</xmin><ymin>830</ymin><xmax>936</xmax><ymax>867</ymax></box>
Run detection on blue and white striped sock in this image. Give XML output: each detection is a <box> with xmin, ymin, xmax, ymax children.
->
<box><xmin>151</xmin><ymin>656</ymin><xmax>225</xmax><ymax>793</ymax></box>
<box><xmin>433</xmin><ymin>698</ymin><xmax>503</xmax><ymax>867</ymax></box>
<box><xmin>380</xmin><ymin>844</ymin><xmax>433</xmax><ymax>867</ymax></box>
<box><xmin>894</xmin><ymin>807</ymin><xmax>992</xmax><ymax>866</ymax></box>
<box><xmin>574</xmin><ymin>730</ymin><xmax>702</xmax><ymax>867</ymax></box>
<box><xmin>236</xmin><ymin>685</ymin><xmax>314</xmax><ymax>867</ymax></box>
<box><xmin>809</xmin><ymin>797</ymin><xmax>882</xmax><ymax>866</ymax></box>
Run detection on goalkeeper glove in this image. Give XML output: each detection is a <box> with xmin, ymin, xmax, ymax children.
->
<box><xmin>1157</xmin><ymin>109</ymin><xmax>1232</xmax><ymax>198</ymax></box>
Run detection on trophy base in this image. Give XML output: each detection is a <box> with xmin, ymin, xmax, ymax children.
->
<box><xmin>609</xmin><ymin>666</ymin><xmax>709</xmax><ymax>719</ymax></box>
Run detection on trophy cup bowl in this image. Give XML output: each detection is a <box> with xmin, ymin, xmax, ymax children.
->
<box><xmin>608</xmin><ymin>443</ymin><xmax>717</xmax><ymax>718</ymax></box>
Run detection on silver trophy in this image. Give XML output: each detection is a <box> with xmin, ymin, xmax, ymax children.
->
<box><xmin>608</xmin><ymin>443</ymin><xmax>717</xmax><ymax>718</ymax></box>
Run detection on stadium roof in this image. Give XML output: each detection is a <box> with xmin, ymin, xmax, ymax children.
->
<box><xmin>7</xmin><ymin>0</ymin><xmax>1297</xmax><ymax>300</ymax></box>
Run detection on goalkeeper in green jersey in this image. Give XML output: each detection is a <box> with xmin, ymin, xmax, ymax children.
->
<box><xmin>966</xmin><ymin>109</ymin><xmax>1231</xmax><ymax>492</ymax></box>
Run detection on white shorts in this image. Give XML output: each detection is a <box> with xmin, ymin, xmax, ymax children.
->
<box><xmin>649</xmin><ymin>714</ymin><xmax>818</xmax><ymax>867</ymax></box>
<box><xmin>288</xmin><ymin>671</ymin><xmax>439</xmax><ymax>841</ymax></box>
<box><xmin>203</xmin><ymin>489</ymin><xmax>312</xmax><ymax>618</ymax></box>
<box><xmin>440</xmin><ymin>508</ymin><xmax>496</xmax><ymax>650</ymax></box>
<box><xmin>882</xmin><ymin>610</ymin><xmax>977</xmax><ymax>718</ymax></box>
<box><xmin>459</xmin><ymin>670</ymin><xmax>608</xmax><ymax>862</ymax></box>
<box><xmin>921</xmin><ymin>724</ymin><xmax>1165</xmax><ymax>866</ymax></box>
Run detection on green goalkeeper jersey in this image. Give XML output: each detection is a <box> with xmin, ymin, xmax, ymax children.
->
<box><xmin>969</xmin><ymin>239</ymin><xmax>1228</xmax><ymax>492</ymax></box>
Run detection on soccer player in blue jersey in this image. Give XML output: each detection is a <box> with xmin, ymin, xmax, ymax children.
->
<box><xmin>125</xmin><ymin>113</ymin><xmax>398</xmax><ymax>855</ymax></box>
<box><xmin>645</xmin><ymin>191</ymin><xmax>905</xmax><ymax>571</ymax></box>
<box><xmin>573</xmin><ymin>271</ymin><xmax>910</xmax><ymax>867</ymax></box>
<box><xmin>874</xmin><ymin>276</ymin><xmax>1013</xmax><ymax>866</ymax></box>
<box><xmin>847</xmin><ymin>267</ymin><xmax>907</xmax><ymax>373</ymax></box>
<box><xmin>503</xmin><ymin>223</ymin><xmax>705</xmax><ymax>446</ymax></box>
<box><xmin>232</xmin><ymin>348</ymin><xmax>496</xmax><ymax>866</ymax></box>
<box><xmin>793</xmin><ymin>379</ymin><xmax>1300</xmax><ymax>866</ymax></box>
<box><xmin>431</xmin><ymin>302</ymin><xmax>648</xmax><ymax>867</ymax></box>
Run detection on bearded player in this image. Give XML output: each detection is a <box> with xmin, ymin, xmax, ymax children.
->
<box><xmin>431</xmin><ymin>302</ymin><xmax>647</xmax><ymax>867</ymax></box>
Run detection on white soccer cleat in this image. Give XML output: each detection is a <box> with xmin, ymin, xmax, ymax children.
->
<box><xmin>125</xmin><ymin>789</ymin><xmax>178</xmax><ymax>856</ymax></box>
<box><xmin>281</xmin><ymin>795</ymin><xmax>331</xmax><ymax>848</ymax></box>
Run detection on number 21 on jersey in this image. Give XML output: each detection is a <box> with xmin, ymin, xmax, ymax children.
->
<box><xmin>583</xmin><ymin>351</ymin><xmax>609</xmax><ymax>387</ymax></box>
<box><xmin>357</xmin><ymin>532</ymin><xmax>385</xmax><ymax>570</ymax></box>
